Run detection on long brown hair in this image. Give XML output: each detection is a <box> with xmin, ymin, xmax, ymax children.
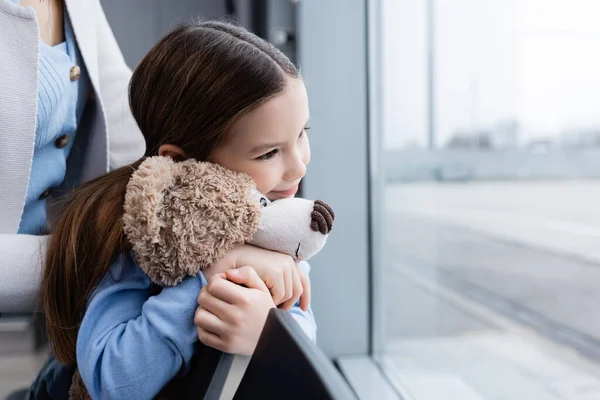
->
<box><xmin>43</xmin><ymin>20</ymin><xmax>299</xmax><ymax>364</ymax></box>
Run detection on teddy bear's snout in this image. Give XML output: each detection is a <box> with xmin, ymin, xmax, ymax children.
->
<box><xmin>310</xmin><ymin>200</ymin><xmax>335</xmax><ymax>235</ymax></box>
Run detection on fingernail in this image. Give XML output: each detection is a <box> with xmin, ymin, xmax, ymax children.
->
<box><xmin>229</xmin><ymin>269</ymin><xmax>240</xmax><ymax>275</ymax></box>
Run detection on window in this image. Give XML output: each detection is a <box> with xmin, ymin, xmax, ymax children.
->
<box><xmin>372</xmin><ymin>0</ymin><xmax>600</xmax><ymax>398</ymax></box>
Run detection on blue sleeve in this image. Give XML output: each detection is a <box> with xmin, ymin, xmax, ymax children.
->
<box><xmin>289</xmin><ymin>304</ymin><xmax>317</xmax><ymax>343</ymax></box>
<box><xmin>76</xmin><ymin>252</ymin><xmax>207</xmax><ymax>400</ymax></box>
<box><xmin>288</xmin><ymin>261</ymin><xmax>317</xmax><ymax>343</ymax></box>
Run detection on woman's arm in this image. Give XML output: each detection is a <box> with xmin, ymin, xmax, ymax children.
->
<box><xmin>94</xmin><ymin>1</ymin><xmax>145</xmax><ymax>169</ymax></box>
<box><xmin>77</xmin><ymin>253</ymin><xmax>206</xmax><ymax>400</ymax></box>
<box><xmin>0</xmin><ymin>234</ymin><xmax>48</xmax><ymax>313</ymax></box>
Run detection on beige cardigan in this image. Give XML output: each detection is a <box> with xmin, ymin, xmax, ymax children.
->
<box><xmin>0</xmin><ymin>0</ymin><xmax>145</xmax><ymax>312</ymax></box>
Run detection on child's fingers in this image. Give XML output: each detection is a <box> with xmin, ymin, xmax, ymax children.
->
<box><xmin>204</xmin><ymin>274</ymin><xmax>245</xmax><ymax>304</ymax></box>
<box><xmin>198</xmin><ymin>288</ymin><xmax>231</xmax><ymax>319</ymax></box>
<box><xmin>283</xmin><ymin>266</ymin><xmax>293</xmax><ymax>304</ymax></box>
<box><xmin>196</xmin><ymin>326</ymin><xmax>225</xmax><ymax>351</ymax></box>
<box><xmin>226</xmin><ymin>266</ymin><xmax>269</xmax><ymax>293</ymax></box>
<box><xmin>279</xmin><ymin>267</ymin><xmax>303</xmax><ymax>311</ymax></box>
<box><xmin>260</xmin><ymin>268</ymin><xmax>285</xmax><ymax>306</ymax></box>
<box><xmin>298</xmin><ymin>269</ymin><xmax>311</xmax><ymax>311</ymax></box>
<box><xmin>194</xmin><ymin>307</ymin><xmax>227</xmax><ymax>337</ymax></box>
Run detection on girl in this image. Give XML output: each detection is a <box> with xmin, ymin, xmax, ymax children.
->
<box><xmin>40</xmin><ymin>20</ymin><xmax>317</xmax><ymax>399</ymax></box>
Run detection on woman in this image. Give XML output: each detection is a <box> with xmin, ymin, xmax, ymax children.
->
<box><xmin>0</xmin><ymin>0</ymin><xmax>145</xmax><ymax>313</ymax></box>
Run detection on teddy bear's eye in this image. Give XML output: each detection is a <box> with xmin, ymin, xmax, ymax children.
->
<box><xmin>260</xmin><ymin>198</ymin><xmax>268</xmax><ymax>207</ymax></box>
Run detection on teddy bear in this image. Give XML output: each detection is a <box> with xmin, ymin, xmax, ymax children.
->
<box><xmin>69</xmin><ymin>156</ymin><xmax>335</xmax><ymax>399</ymax></box>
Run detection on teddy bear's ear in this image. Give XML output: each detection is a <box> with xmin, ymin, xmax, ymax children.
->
<box><xmin>123</xmin><ymin>157</ymin><xmax>177</xmax><ymax>285</ymax></box>
<box><xmin>123</xmin><ymin>156</ymin><xmax>176</xmax><ymax>253</ymax></box>
<box><xmin>123</xmin><ymin>157</ymin><xmax>262</xmax><ymax>286</ymax></box>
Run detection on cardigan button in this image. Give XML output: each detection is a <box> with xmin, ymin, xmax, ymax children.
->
<box><xmin>70</xmin><ymin>65</ymin><xmax>81</xmax><ymax>81</ymax></box>
<box><xmin>55</xmin><ymin>134</ymin><xmax>70</xmax><ymax>149</ymax></box>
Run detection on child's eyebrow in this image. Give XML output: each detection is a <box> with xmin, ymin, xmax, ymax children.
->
<box><xmin>248</xmin><ymin>119</ymin><xmax>310</xmax><ymax>154</ymax></box>
<box><xmin>249</xmin><ymin>141</ymin><xmax>286</xmax><ymax>154</ymax></box>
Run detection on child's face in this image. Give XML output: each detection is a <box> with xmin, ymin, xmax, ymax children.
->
<box><xmin>210</xmin><ymin>77</ymin><xmax>311</xmax><ymax>201</ymax></box>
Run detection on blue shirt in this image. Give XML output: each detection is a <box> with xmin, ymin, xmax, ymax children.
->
<box><xmin>76</xmin><ymin>253</ymin><xmax>317</xmax><ymax>399</ymax></box>
<box><xmin>14</xmin><ymin>0</ymin><xmax>92</xmax><ymax>234</ymax></box>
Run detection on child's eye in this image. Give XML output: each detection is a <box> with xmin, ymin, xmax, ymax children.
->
<box><xmin>257</xmin><ymin>149</ymin><xmax>278</xmax><ymax>161</ymax></box>
<box><xmin>300</xmin><ymin>126</ymin><xmax>311</xmax><ymax>138</ymax></box>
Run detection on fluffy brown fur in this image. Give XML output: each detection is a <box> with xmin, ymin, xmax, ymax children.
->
<box><xmin>69</xmin><ymin>370</ymin><xmax>91</xmax><ymax>400</ymax></box>
<box><xmin>123</xmin><ymin>157</ymin><xmax>262</xmax><ymax>286</ymax></box>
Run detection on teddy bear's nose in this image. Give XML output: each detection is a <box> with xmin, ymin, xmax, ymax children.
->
<box><xmin>311</xmin><ymin>200</ymin><xmax>335</xmax><ymax>235</ymax></box>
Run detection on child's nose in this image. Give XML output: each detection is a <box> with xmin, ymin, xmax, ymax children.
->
<box><xmin>310</xmin><ymin>200</ymin><xmax>335</xmax><ymax>234</ymax></box>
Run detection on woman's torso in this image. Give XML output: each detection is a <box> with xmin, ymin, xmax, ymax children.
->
<box><xmin>10</xmin><ymin>0</ymin><xmax>92</xmax><ymax>234</ymax></box>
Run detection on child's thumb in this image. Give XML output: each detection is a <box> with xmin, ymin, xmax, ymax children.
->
<box><xmin>226</xmin><ymin>266</ymin><xmax>269</xmax><ymax>292</ymax></box>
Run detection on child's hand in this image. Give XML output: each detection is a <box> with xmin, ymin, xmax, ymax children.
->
<box><xmin>235</xmin><ymin>245</ymin><xmax>309</xmax><ymax>311</ymax></box>
<box><xmin>296</xmin><ymin>267</ymin><xmax>311</xmax><ymax>312</ymax></box>
<box><xmin>195</xmin><ymin>266</ymin><xmax>275</xmax><ymax>355</ymax></box>
<box><xmin>202</xmin><ymin>244</ymin><xmax>310</xmax><ymax>311</ymax></box>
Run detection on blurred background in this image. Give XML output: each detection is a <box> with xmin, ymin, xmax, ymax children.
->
<box><xmin>378</xmin><ymin>0</ymin><xmax>600</xmax><ymax>399</ymax></box>
<box><xmin>4</xmin><ymin>1</ymin><xmax>600</xmax><ymax>399</ymax></box>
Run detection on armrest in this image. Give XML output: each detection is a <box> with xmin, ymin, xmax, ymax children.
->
<box><xmin>233</xmin><ymin>308</ymin><xmax>357</xmax><ymax>400</ymax></box>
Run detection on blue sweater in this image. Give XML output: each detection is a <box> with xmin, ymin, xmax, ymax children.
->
<box><xmin>12</xmin><ymin>0</ymin><xmax>92</xmax><ymax>234</ymax></box>
<box><xmin>76</xmin><ymin>252</ymin><xmax>317</xmax><ymax>399</ymax></box>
